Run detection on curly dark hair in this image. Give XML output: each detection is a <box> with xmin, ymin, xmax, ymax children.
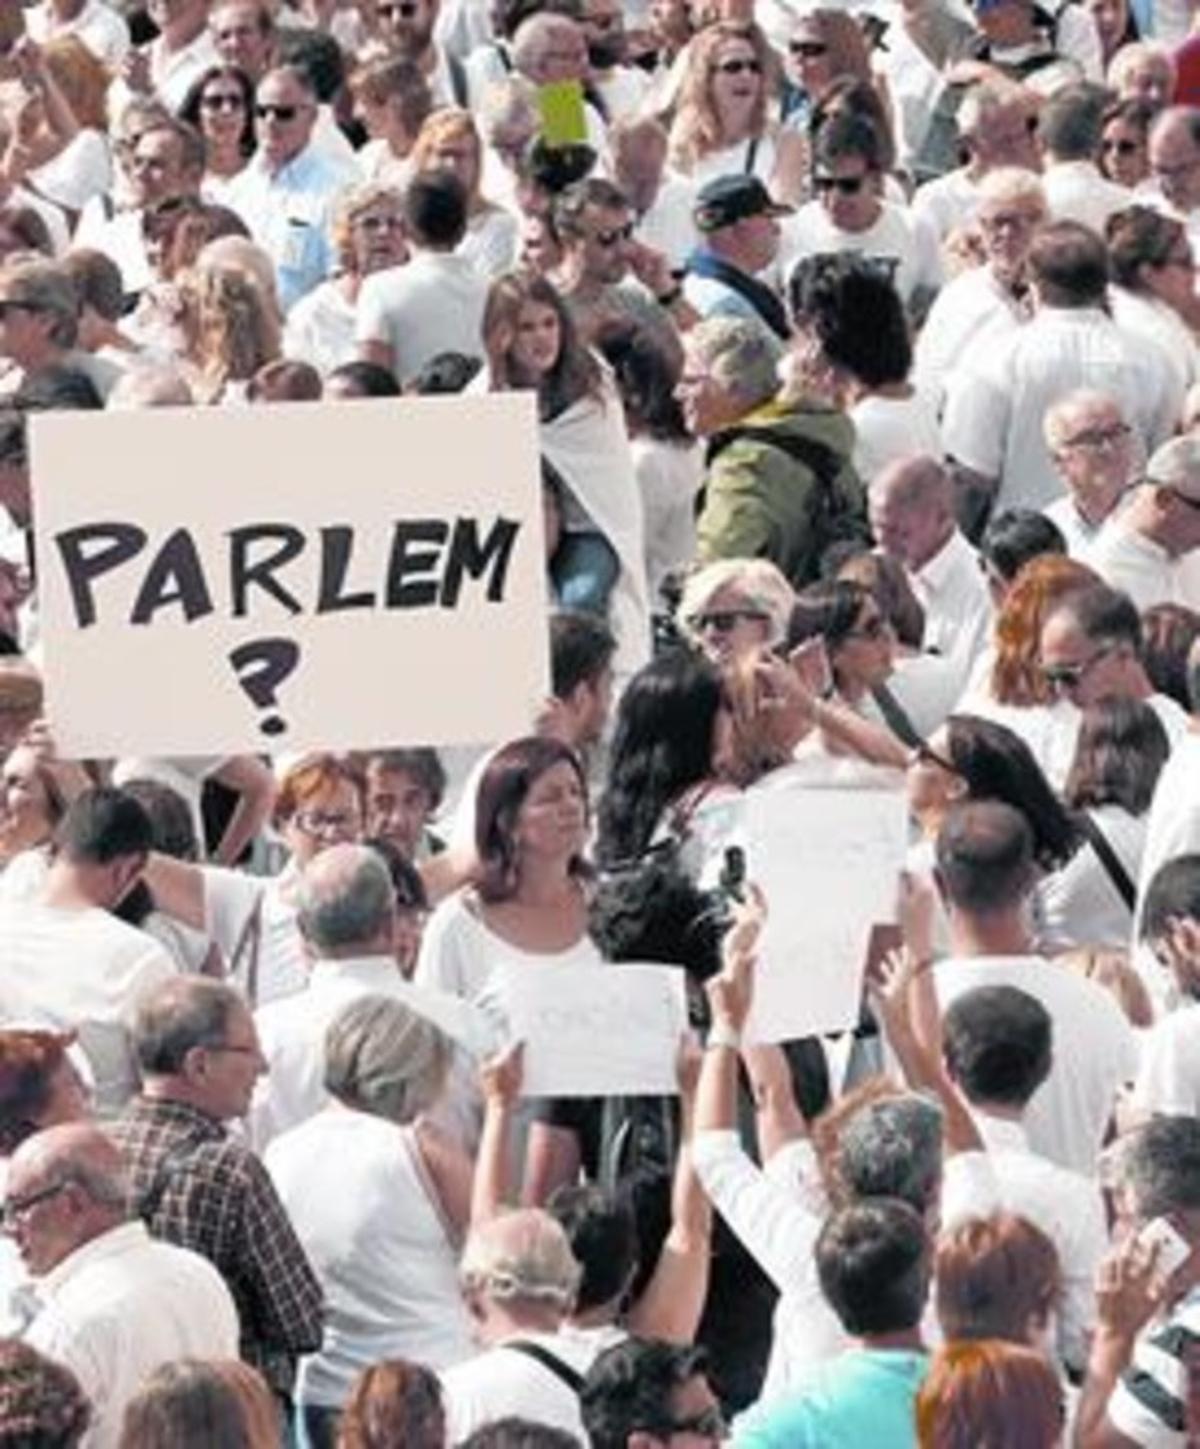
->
<box><xmin>0</xmin><ymin>1339</ymin><xmax>91</xmax><ymax>1447</ymax></box>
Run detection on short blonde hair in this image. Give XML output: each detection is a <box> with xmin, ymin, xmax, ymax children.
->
<box><xmin>330</xmin><ymin>181</ymin><xmax>404</xmax><ymax>270</ymax></box>
<box><xmin>460</xmin><ymin>1209</ymin><xmax>582</xmax><ymax>1308</ymax></box>
<box><xmin>677</xmin><ymin>558</ymin><xmax>795</xmax><ymax>648</ymax></box>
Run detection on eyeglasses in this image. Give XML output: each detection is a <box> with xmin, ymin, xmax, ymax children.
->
<box><xmin>203</xmin><ymin>1040</ymin><xmax>261</xmax><ymax>1058</ymax></box>
<box><xmin>2</xmin><ymin>1179</ymin><xmax>68</xmax><ymax>1226</ymax></box>
<box><xmin>0</xmin><ymin>300</ymin><xmax>41</xmax><ymax>320</ymax></box>
<box><xmin>1041</xmin><ymin>643</ymin><xmax>1116</xmax><ymax>691</ymax></box>
<box><xmin>813</xmin><ymin>173</ymin><xmax>866</xmax><ymax>195</ymax></box>
<box><xmin>201</xmin><ymin>92</ymin><xmax>245</xmax><ymax>111</ymax></box>
<box><xmin>1058</xmin><ymin>422</ymin><xmax>1131</xmax><ymax>451</ymax></box>
<box><xmin>712</xmin><ymin>58</ymin><xmax>761</xmax><ymax>75</ymax></box>
<box><xmin>789</xmin><ymin>39</ymin><xmax>828</xmax><ymax>57</ymax></box>
<box><xmin>690</xmin><ymin>608</ymin><xmax>769</xmax><ymax>634</ymax></box>
<box><xmin>255</xmin><ymin>102</ymin><xmax>304</xmax><ymax>122</ymax></box>
<box><xmin>293</xmin><ymin>809</ymin><xmax>360</xmax><ymax>837</ymax></box>
<box><xmin>591</xmin><ymin>221</ymin><xmax>634</xmax><ymax>247</ymax></box>
<box><xmin>377</xmin><ymin>0</ymin><xmax>419</xmax><ymax>16</ymax></box>
<box><xmin>1101</xmin><ymin>137</ymin><xmax>1140</xmax><ymax>155</ymax></box>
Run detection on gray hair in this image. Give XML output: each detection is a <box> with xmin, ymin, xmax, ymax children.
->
<box><xmin>976</xmin><ymin>166</ymin><xmax>1046</xmax><ymax>213</ymax></box>
<box><xmin>133</xmin><ymin>978</ymin><xmax>244</xmax><ymax>1075</ymax></box>
<box><xmin>958</xmin><ymin>77</ymin><xmax>1031</xmax><ymax>137</ymax></box>
<box><xmin>296</xmin><ymin>844</ymin><xmax>395</xmax><ymax>953</ymax></box>
<box><xmin>1148</xmin><ymin>433</ymin><xmax>1200</xmax><ymax>500</ymax></box>
<box><xmin>838</xmin><ymin>1093</ymin><xmax>944</xmax><ymax>1212</ymax></box>
<box><xmin>460</xmin><ymin>1208</ymin><xmax>582</xmax><ymax>1308</ymax></box>
<box><xmin>677</xmin><ymin>558</ymin><xmax>795</xmax><ymax>648</ymax></box>
<box><xmin>1043</xmin><ymin>388</ymin><xmax>1126</xmax><ymax>451</ymax></box>
<box><xmin>323</xmin><ymin>994</ymin><xmax>449</xmax><ymax>1124</ymax></box>
<box><xmin>1118</xmin><ymin>1116</ymin><xmax>1200</xmax><ymax>1218</ymax></box>
<box><xmin>689</xmin><ymin>317</ymin><xmax>782</xmax><ymax>412</ymax></box>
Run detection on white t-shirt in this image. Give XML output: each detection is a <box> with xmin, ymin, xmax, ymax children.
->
<box><xmin>779</xmin><ymin>200</ymin><xmax>942</xmax><ymax>307</ymax></box>
<box><xmin>1085</xmin><ymin>517</ymin><xmax>1200</xmax><ymax>613</ymax></box>
<box><xmin>850</xmin><ymin>389</ymin><xmax>942</xmax><ymax>485</ymax></box>
<box><xmin>267</xmin><ymin>1111</ymin><xmax>474</xmax><ymax>1406</ymax></box>
<box><xmin>632</xmin><ymin>435</ymin><xmax>702</xmax><ymax>604</ymax></box>
<box><xmin>0</xmin><ymin>900</ymin><xmax>176</xmax><ymax>1111</ymax></box>
<box><xmin>1042</xmin><ymin>159</ymin><xmax>1133</xmax><ymax>233</ymax></box>
<box><xmin>912</xmin><ymin>166</ymin><xmax>982</xmax><ymax>243</ymax></box>
<box><xmin>914</xmin><ymin>264</ymin><xmax>1025</xmax><ymax>411</ymax></box>
<box><xmin>1038</xmin><ymin>805</ymin><xmax>1148</xmax><ymax>953</ymax></box>
<box><xmin>634</xmin><ymin>171</ymin><xmax>700</xmax><ymax>274</ymax></box>
<box><xmin>459</xmin><ymin>206</ymin><xmax>520</xmax><ymax>280</ymax></box>
<box><xmin>282</xmin><ymin>277</ymin><xmax>357</xmax><ymax>374</ymax></box>
<box><xmin>933</xmin><ymin>952</ymin><xmax>1138</xmax><ymax>1174</ymax></box>
<box><xmin>1134</xmin><ymin>1003</ymin><xmax>1200</xmax><ymax>1118</ymax></box>
<box><xmin>25</xmin><ymin>1221</ymin><xmax>239</xmax><ymax>1449</ymax></box>
<box><xmin>30</xmin><ymin>129</ymin><xmax>113</xmax><ymax>213</ymax></box>
<box><xmin>440</xmin><ymin>1331</ymin><xmax>592</xmax><ymax>1444</ymax></box>
<box><xmin>201</xmin><ymin>863</ymin><xmax>308</xmax><ymax>1007</ymax></box>
<box><xmin>356</xmin><ymin>250</ymin><xmax>488</xmax><ymax>386</ymax></box>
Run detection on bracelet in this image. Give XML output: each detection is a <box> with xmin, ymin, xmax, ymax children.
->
<box><xmin>656</xmin><ymin>285</ymin><xmax>683</xmax><ymax>308</ymax></box>
<box><xmin>706</xmin><ymin>1020</ymin><xmax>741</xmax><ymax>1051</ymax></box>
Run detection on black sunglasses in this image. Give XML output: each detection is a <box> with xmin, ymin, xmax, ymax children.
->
<box><xmin>378</xmin><ymin>1</ymin><xmax>419</xmax><ymax>15</ymax></box>
<box><xmin>255</xmin><ymin>102</ymin><xmax>302</xmax><ymax>121</ymax></box>
<box><xmin>789</xmin><ymin>39</ymin><xmax>828</xmax><ymax>57</ymax></box>
<box><xmin>200</xmin><ymin>91</ymin><xmax>245</xmax><ymax>110</ymax></box>
<box><xmin>713</xmin><ymin>57</ymin><xmax>761</xmax><ymax>74</ymax></box>
<box><xmin>593</xmin><ymin>221</ymin><xmax>634</xmax><ymax>247</ymax></box>
<box><xmin>814</xmin><ymin>173</ymin><xmax>866</xmax><ymax>195</ymax></box>
<box><xmin>1102</xmin><ymin>137</ymin><xmax>1140</xmax><ymax>155</ymax></box>
<box><xmin>690</xmin><ymin>608</ymin><xmax>769</xmax><ymax>634</ymax></box>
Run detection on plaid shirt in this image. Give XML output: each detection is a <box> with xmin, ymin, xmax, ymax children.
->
<box><xmin>109</xmin><ymin>1096</ymin><xmax>324</xmax><ymax>1398</ymax></box>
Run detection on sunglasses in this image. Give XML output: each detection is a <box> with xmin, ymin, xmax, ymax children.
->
<box><xmin>814</xmin><ymin>173</ymin><xmax>866</xmax><ymax>195</ymax></box>
<box><xmin>1101</xmin><ymin>137</ymin><xmax>1140</xmax><ymax>155</ymax></box>
<box><xmin>712</xmin><ymin>57</ymin><xmax>761</xmax><ymax>75</ymax></box>
<box><xmin>201</xmin><ymin>91</ymin><xmax>245</xmax><ymax>110</ymax></box>
<box><xmin>1041</xmin><ymin>643</ymin><xmax>1115</xmax><ymax>691</ymax></box>
<box><xmin>377</xmin><ymin>0</ymin><xmax>419</xmax><ymax>15</ymax></box>
<box><xmin>789</xmin><ymin>39</ymin><xmax>828</xmax><ymax>57</ymax></box>
<box><xmin>690</xmin><ymin>608</ymin><xmax>769</xmax><ymax>634</ymax></box>
<box><xmin>592</xmin><ymin>221</ymin><xmax>634</xmax><ymax>247</ymax></box>
<box><xmin>255</xmin><ymin>102</ymin><xmax>303</xmax><ymax>121</ymax></box>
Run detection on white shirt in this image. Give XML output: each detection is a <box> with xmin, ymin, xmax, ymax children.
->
<box><xmin>0</xmin><ymin>901</ymin><xmax>176</xmax><ymax>1111</ymax></box>
<box><xmin>1042</xmin><ymin>159</ymin><xmax>1133</xmax><ymax>232</ymax></box>
<box><xmin>933</xmin><ymin>953</ymin><xmax>1138</xmax><ymax>1174</ymax></box>
<box><xmin>250</xmin><ymin>953</ymin><xmax>477</xmax><ymax>1149</ymax></box>
<box><xmin>30</xmin><ymin>130</ymin><xmax>113</xmax><ymax>215</ymax></box>
<box><xmin>441</xmin><ymin>1331</ymin><xmax>592</xmax><ymax>1443</ymax></box>
<box><xmin>914</xmin><ymin>264</ymin><xmax>1026</xmax><ymax>411</ymax></box>
<box><xmin>910</xmin><ymin>527</ymin><xmax>993</xmax><ymax>685</ymax></box>
<box><xmin>850</xmin><ymin>389</ymin><xmax>942</xmax><ymax>485</ymax></box>
<box><xmin>942</xmin><ymin>1114</ymin><xmax>1106</xmax><ymax>1371</ymax></box>
<box><xmin>72</xmin><ymin>201</ymin><xmax>151</xmax><ymax>297</ymax></box>
<box><xmin>282</xmin><ymin>276</ymin><xmax>357</xmax><ymax>373</ymax></box>
<box><xmin>633</xmin><ymin>171</ymin><xmax>699</xmax><ymax>274</ymax></box>
<box><xmin>1110</xmin><ymin>287</ymin><xmax>1200</xmax><ymax>403</ymax></box>
<box><xmin>1043</xmin><ymin>493</ymin><xmax>1112</xmax><ymax>557</ymax></box>
<box><xmin>202</xmin><ymin>863</ymin><xmax>307</xmax><ymax>1008</ymax></box>
<box><xmin>356</xmin><ymin>250</ymin><xmax>488</xmax><ymax>386</ymax></box>
<box><xmin>459</xmin><ymin>206</ymin><xmax>519</xmax><ymax>280</ymax></box>
<box><xmin>1085</xmin><ymin>514</ymin><xmax>1200</xmax><ymax>612</ymax></box>
<box><xmin>633</xmin><ymin>435</ymin><xmax>702</xmax><ymax>605</ymax></box>
<box><xmin>780</xmin><ymin>199</ymin><xmax>942</xmax><ymax>307</ymax></box>
<box><xmin>267</xmin><ymin>1110</ymin><xmax>474</xmax><ymax>1405</ymax></box>
<box><xmin>941</xmin><ymin>305</ymin><xmax>1179</xmax><ymax>512</ymax></box>
<box><xmin>1135</xmin><ymin>732</ymin><xmax>1200</xmax><ymax>935</ymax></box>
<box><xmin>1134</xmin><ymin>1003</ymin><xmax>1200</xmax><ymax>1117</ymax></box>
<box><xmin>912</xmin><ymin>166</ymin><xmax>983</xmax><ymax>243</ymax></box>
<box><xmin>25</xmin><ymin>1221</ymin><xmax>239</xmax><ymax>1449</ymax></box>
<box><xmin>1039</xmin><ymin>805</ymin><xmax>1148</xmax><ymax>952</ymax></box>
<box><xmin>106</xmin><ymin>29</ymin><xmax>219</xmax><ymax>119</ymax></box>
<box><xmin>27</xmin><ymin>0</ymin><xmax>130</xmax><ymax>68</ymax></box>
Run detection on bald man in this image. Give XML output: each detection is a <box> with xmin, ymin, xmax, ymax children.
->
<box><xmin>869</xmin><ymin>453</ymin><xmax>993</xmax><ymax>676</ymax></box>
<box><xmin>1148</xmin><ymin>107</ymin><xmax>1200</xmax><ymax>256</ymax></box>
<box><xmin>7</xmin><ymin>1124</ymin><xmax>237</xmax><ymax>1449</ymax></box>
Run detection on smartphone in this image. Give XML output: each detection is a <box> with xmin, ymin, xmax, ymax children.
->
<box><xmin>1138</xmin><ymin>1216</ymin><xmax>1192</xmax><ymax>1280</ymax></box>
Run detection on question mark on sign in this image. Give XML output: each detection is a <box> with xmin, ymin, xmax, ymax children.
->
<box><xmin>228</xmin><ymin>639</ymin><xmax>300</xmax><ymax>737</ymax></box>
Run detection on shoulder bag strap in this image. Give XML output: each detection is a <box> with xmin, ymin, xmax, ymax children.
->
<box><xmin>502</xmin><ymin>1340</ymin><xmax>585</xmax><ymax>1394</ymax></box>
<box><xmin>1077</xmin><ymin>812</ymin><xmax>1137</xmax><ymax>913</ymax></box>
<box><xmin>229</xmin><ymin>892</ymin><xmax>265</xmax><ymax>1008</ymax></box>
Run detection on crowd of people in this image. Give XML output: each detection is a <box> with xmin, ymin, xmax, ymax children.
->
<box><xmin>2</xmin><ymin>0</ymin><xmax>1200</xmax><ymax>1441</ymax></box>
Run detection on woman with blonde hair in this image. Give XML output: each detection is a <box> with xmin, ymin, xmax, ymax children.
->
<box><xmin>9</xmin><ymin>35</ymin><xmax>113</xmax><ymax>221</ymax></box>
<box><xmin>677</xmin><ymin>558</ymin><xmax>794</xmax><ymax>664</ymax></box>
<box><xmin>410</xmin><ymin>108</ymin><xmax>519</xmax><ymax>279</ymax></box>
<box><xmin>177</xmin><ymin>257</ymin><xmax>281</xmax><ymax>403</ymax></box>
<box><xmin>668</xmin><ymin>22</ymin><xmax>806</xmax><ymax>202</ymax></box>
<box><xmin>283</xmin><ymin>183</ymin><xmax>407</xmax><ymax>375</ymax></box>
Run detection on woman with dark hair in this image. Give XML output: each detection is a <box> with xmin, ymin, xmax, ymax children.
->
<box><xmin>1107</xmin><ymin>205</ymin><xmax>1200</xmax><ymax>399</ymax></box>
<box><xmin>596</xmin><ymin>651</ymin><xmax>737</xmax><ymax>870</ymax></box>
<box><xmin>1040</xmin><ymin>698</ymin><xmax>1170</xmax><ymax>949</ymax></box>
<box><xmin>415</xmin><ymin>736</ymin><xmax>599</xmax><ymax>1010</ymax></box>
<box><xmin>1087</xmin><ymin>0</ymin><xmax>1140</xmax><ymax>72</ymax></box>
<box><xmin>1141</xmin><ymin>603</ymin><xmax>1200</xmax><ymax>710</ymax></box>
<box><xmin>788</xmin><ymin>579</ymin><xmax>900</xmax><ymax>728</ymax></box>
<box><xmin>178</xmin><ymin>64</ymin><xmax>257</xmax><ymax>203</ymax></box>
<box><xmin>596</xmin><ymin>325</ymin><xmax>701</xmax><ymax>606</ymax></box>
<box><xmin>787</xmin><ymin>256</ymin><xmax>939</xmax><ymax>484</ymax></box>
<box><xmin>1099</xmin><ymin>97</ymin><xmax>1153</xmax><ymax>188</ymax></box>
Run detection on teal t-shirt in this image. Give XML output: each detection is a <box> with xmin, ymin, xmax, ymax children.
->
<box><xmin>733</xmin><ymin>1348</ymin><xmax>929</xmax><ymax>1449</ymax></box>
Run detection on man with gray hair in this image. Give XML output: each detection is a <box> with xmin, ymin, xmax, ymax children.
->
<box><xmin>1085</xmin><ymin>433</ymin><xmax>1200</xmax><ymax>611</ymax></box>
<box><xmin>1042</xmin><ymin>389</ymin><xmax>1137</xmax><ymax>556</ymax></box>
<box><xmin>7</xmin><ymin>1123</ymin><xmax>238</xmax><ymax>1449</ymax></box>
<box><xmin>1077</xmin><ymin>1116</ymin><xmax>1200</xmax><ymax>1445</ymax></box>
<box><xmin>1039</xmin><ymin>82</ymin><xmax>1133</xmax><ymax>232</ymax></box>
<box><xmin>250</xmin><ymin>842</ymin><xmax>472</xmax><ymax>1148</ymax></box>
<box><xmin>682</xmin><ymin>317</ymin><xmax>867</xmax><ymax>587</ymax></box>
<box><xmin>0</xmin><ymin>257</ymin><xmax>120</xmax><ymax>399</ymax></box>
<box><xmin>441</xmin><ymin>1207</ymin><xmax>587</xmax><ymax>1442</ymax></box>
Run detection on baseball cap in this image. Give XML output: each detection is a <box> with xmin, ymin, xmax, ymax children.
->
<box><xmin>694</xmin><ymin>175</ymin><xmax>794</xmax><ymax>233</ymax></box>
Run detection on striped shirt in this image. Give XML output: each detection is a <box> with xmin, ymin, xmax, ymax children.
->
<box><xmin>1108</xmin><ymin>1288</ymin><xmax>1200</xmax><ymax>1445</ymax></box>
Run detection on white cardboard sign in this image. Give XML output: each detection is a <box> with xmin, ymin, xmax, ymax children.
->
<box><xmin>30</xmin><ymin>395</ymin><xmax>548</xmax><ymax>757</ymax></box>
<box><xmin>744</xmin><ymin>782</ymin><xmax>908</xmax><ymax>1042</ymax></box>
<box><xmin>495</xmin><ymin>962</ymin><xmax>687</xmax><ymax>1098</ymax></box>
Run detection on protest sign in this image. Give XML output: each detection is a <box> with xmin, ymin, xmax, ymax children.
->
<box><xmin>30</xmin><ymin>395</ymin><xmax>548</xmax><ymax>757</ymax></box>
<box><xmin>495</xmin><ymin>962</ymin><xmax>687</xmax><ymax>1098</ymax></box>
<box><xmin>744</xmin><ymin>783</ymin><xmax>908</xmax><ymax>1042</ymax></box>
